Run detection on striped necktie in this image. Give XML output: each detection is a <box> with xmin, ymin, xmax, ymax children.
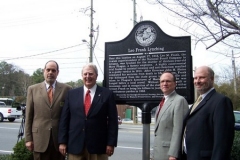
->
<box><xmin>190</xmin><ymin>96</ymin><xmax>202</xmax><ymax>114</ymax></box>
<box><xmin>48</xmin><ymin>85</ymin><xmax>53</xmax><ymax>104</ymax></box>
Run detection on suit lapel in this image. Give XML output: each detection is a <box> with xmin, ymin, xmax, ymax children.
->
<box><xmin>40</xmin><ymin>82</ymin><xmax>51</xmax><ymax>107</ymax></box>
<box><xmin>157</xmin><ymin>92</ymin><xmax>176</xmax><ymax>121</ymax></box>
<box><xmin>52</xmin><ymin>82</ymin><xmax>62</xmax><ymax>106</ymax></box>
<box><xmin>155</xmin><ymin>92</ymin><xmax>176</xmax><ymax>131</ymax></box>
<box><xmin>189</xmin><ymin>89</ymin><xmax>216</xmax><ymax>116</ymax></box>
<box><xmin>87</xmin><ymin>86</ymin><xmax>102</xmax><ymax>116</ymax></box>
<box><xmin>77</xmin><ymin>87</ymin><xmax>85</xmax><ymax>117</ymax></box>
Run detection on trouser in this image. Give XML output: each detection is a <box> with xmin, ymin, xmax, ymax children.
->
<box><xmin>33</xmin><ymin>133</ymin><xmax>65</xmax><ymax>160</ymax></box>
<box><xmin>68</xmin><ymin>147</ymin><xmax>108</xmax><ymax>160</ymax></box>
<box><xmin>181</xmin><ymin>152</ymin><xmax>187</xmax><ymax>160</ymax></box>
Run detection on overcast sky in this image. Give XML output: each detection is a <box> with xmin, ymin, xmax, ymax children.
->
<box><xmin>0</xmin><ymin>0</ymin><xmax>234</xmax><ymax>82</ymax></box>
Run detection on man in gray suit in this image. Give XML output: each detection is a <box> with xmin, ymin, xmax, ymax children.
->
<box><xmin>25</xmin><ymin>60</ymin><xmax>72</xmax><ymax>160</ymax></box>
<box><xmin>153</xmin><ymin>71</ymin><xmax>189</xmax><ymax>160</ymax></box>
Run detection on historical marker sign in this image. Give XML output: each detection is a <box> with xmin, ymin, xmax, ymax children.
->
<box><xmin>104</xmin><ymin>21</ymin><xmax>194</xmax><ymax>105</ymax></box>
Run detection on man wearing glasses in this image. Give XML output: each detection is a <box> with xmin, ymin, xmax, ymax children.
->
<box><xmin>25</xmin><ymin>60</ymin><xmax>72</xmax><ymax>160</ymax></box>
<box><xmin>152</xmin><ymin>71</ymin><xmax>189</xmax><ymax>160</ymax></box>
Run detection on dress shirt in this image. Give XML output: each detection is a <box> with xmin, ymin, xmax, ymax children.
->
<box><xmin>183</xmin><ymin>87</ymin><xmax>214</xmax><ymax>153</ymax></box>
<box><xmin>45</xmin><ymin>81</ymin><xmax>56</xmax><ymax>92</ymax></box>
<box><xmin>84</xmin><ymin>84</ymin><xmax>97</xmax><ymax>103</ymax></box>
<box><xmin>156</xmin><ymin>90</ymin><xmax>176</xmax><ymax>116</ymax></box>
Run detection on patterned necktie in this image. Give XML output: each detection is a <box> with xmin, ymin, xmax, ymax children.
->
<box><xmin>84</xmin><ymin>90</ymin><xmax>91</xmax><ymax>115</ymax></box>
<box><xmin>48</xmin><ymin>85</ymin><xmax>53</xmax><ymax>104</ymax></box>
<box><xmin>190</xmin><ymin>96</ymin><xmax>202</xmax><ymax>114</ymax></box>
<box><xmin>156</xmin><ymin>97</ymin><xmax>165</xmax><ymax>119</ymax></box>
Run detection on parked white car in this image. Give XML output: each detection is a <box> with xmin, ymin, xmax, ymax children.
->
<box><xmin>0</xmin><ymin>101</ymin><xmax>22</xmax><ymax>122</ymax></box>
<box><xmin>0</xmin><ymin>101</ymin><xmax>6</xmax><ymax>106</ymax></box>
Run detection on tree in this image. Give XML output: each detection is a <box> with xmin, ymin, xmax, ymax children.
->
<box><xmin>31</xmin><ymin>68</ymin><xmax>44</xmax><ymax>84</ymax></box>
<box><xmin>65</xmin><ymin>79</ymin><xmax>84</xmax><ymax>88</ymax></box>
<box><xmin>65</xmin><ymin>79</ymin><xmax>103</xmax><ymax>88</ymax></box>
<box><xmin>147</xmin><ymin>0</ymin><xmax>240</xmax><ymax>55</ymax></box>
<box><xmin>215</xmin><ymin>83</ymin><xmax>240</xmax><ymax>110</ymax></box>
<box><xmin>14</xmin><ymin>71</ymin><xmax>32</xmax><ymax>103</ymax></box>
<box><xmin>213</xmin><ymin>65</ymin><xmax>240</xmax><ymax>110</ymax></box>
<box><xmin>0</xmin><ymin>61</ymin><xmax>32</xmax><ymax>98</ymax></box>
<box><xmin>76</xmin><ymin>79</ymin><xmax>84</xmax><ymax>87</ymax></box>
<box><xmin>66</xmin><ymin>81</ymin><xmax>78</xmax><ymax>89</ymax></box>
<box><xmin>0</xmin><ymin>61</ymin><xmax>15</xmax><ymax>96</ymax></box>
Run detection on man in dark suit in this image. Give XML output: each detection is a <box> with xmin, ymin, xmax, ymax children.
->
<box><xmin>182</xmin><ymin>66</ymin><xmax>235</xmax><ymax>160</ymax></box>
<box><xmin>58</xmin><ymin>63</ymin><xmax>118</xmax><ymax>160</ymax></box>
<box><xmin>25</xmin><ymin>60</ymin><xmax>72</xmax><ymax>160</ymax></box>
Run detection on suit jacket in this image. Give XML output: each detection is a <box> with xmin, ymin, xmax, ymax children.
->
<box><xmin>153</xmin><ymin>91</ymin><xmax>189</xmax><ymax>160</ymax></box>
<box><xmin>184</xmin><ymin>89</ymin><xmax>235</xmax><ymax>160</ymax></box>
<box><xmin>25</xmin><ymin>81</ymin><xmax>72</xmax><ymax>152</ymax></box>
<box><xmin>58</xmin><ymin>85</ymin><xmax>118</xmax><ymax>154</ymax></box>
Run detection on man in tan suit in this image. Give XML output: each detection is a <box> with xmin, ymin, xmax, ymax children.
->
<box><xmin>153</xmin><ymin>71</ymin><xmax>189</xmax><ymax>160</ymax></box>
<box><xmin>25</xmin><ymin>60</ymin><xmax>72</xmax><ymax>160</ymax></box>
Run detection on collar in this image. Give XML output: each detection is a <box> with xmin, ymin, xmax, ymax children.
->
<box><xmin>200</xmin><ymin>88</ymin><xmax>214</xmax><ymax>100</ymax></box>
<box><xmin>163</xmin><ymin>90</ymin><xmax>175</xmax><ymax>102</ymax></box>
<box><xmin>84</xmin><ymin>84</ymin><xmax>97</xmax><ymax>95</ymax></box>
<box><xmin>45</xmin><ymin>81</ymin><xmax>56</xmax><ymax>89</ymax></box>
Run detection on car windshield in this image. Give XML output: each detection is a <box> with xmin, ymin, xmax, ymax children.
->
<box><xmin>0</xmin><ymin>101</ymin><xmax>6</xmax><ymax>106</ymax></box>
<box><xmin>234</xmin><ymin>112</ymin><xmax>240</xmax><ymax>123</ymax></box>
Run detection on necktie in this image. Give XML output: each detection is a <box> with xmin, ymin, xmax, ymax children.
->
<box><xmin>190</xmin><ymin>96</ymin><xmax>202</xmax><ymax>114</ymax></box>
<box><xmin>48</xmin><ymin>85</ymin><xmax>53</xmax><ymax>104</ymax></box>
<box><xmin>84</xmin><ymin>90</ymin><xmax>91</xmax><ymax>115</ymax></box>
<box><xmin>156</xmin><ymin>97</ymin><xmax>165</xmax><ymax>119</ymax></box>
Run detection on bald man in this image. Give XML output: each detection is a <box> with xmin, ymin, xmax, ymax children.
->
<box><xmin>182</xmin><ymin>66</ymin><xmax>235</xmax><ymax>160</ymax></box>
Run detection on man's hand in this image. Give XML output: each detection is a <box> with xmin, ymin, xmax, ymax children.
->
<box><xmin>169</xmin><ymin>156</ymin><xmax>177</xmax><ymax>160</ymax></box>
<box><xmin>106</xmin><ymin>146</ymin><xmax>114</xmax><ymax>156</ymax></box>
<box><xmin>25</xmin><ymin>141</ymin><xmax>34</xmax><ymax>151</ymax></box>
<box><xmin>59</xmin><ymin>144</ymin><xmax>67</xmax><ymax>156</ymax></box>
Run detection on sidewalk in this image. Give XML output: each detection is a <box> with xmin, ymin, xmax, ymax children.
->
<box><xmin>121</xmin><ymin>118</ymin><xmax>156</xmax><ymax>125</ymax></box>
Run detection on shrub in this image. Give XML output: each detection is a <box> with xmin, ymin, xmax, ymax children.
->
<box><xmin>11</xmin><ymin>138</ymin><xmax>33</xmax><ymax>160</ymax></box>
<box><xmin>0</xmin><ymin>154</ymin><xmax>11</xmax><ymax>160</ymax></box>
<box><xmin>231</xmin><ymin>131</ymin><xmax>240</xmax><ymax>160</ymax></box>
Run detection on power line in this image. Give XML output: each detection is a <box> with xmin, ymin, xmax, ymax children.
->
<box><xmin>1</xmin><ymin>44</ymin><xmax>85</xmax><ymax>61</ymax></box>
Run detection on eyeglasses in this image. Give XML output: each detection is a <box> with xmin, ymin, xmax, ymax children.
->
<box><xmin>45</xmin><ymin>69</ymin><xmax>57</xmax><ymax>73</ymax></box>
<box><xmin>160</xmin><ymin>80</ymin><xmax>173</xmax><ymax>83</ymax></box>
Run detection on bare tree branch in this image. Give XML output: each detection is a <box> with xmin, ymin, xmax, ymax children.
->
<box><xmin>147</xmin><ymin>0</ymin><xmax>240</xmax><ymax>53</ymax></box>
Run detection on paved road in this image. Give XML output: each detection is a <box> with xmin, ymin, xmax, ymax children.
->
<box><xmin>0</xmin><ymin>119</ymin><xmax>23</xmax><ymax>154</ymax></box>
<box><xmin>110</xmin><ymin>123</ymin><xmax>155</xmax><ymax>160</ymax></box>
<box><xmin>0</xmin><ymin>119</ymin><xmax>155</xmax><ymax>160</ymax></box>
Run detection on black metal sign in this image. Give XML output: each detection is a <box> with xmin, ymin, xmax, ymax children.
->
<box><xmin>104</xmin><ymin>21</ymin><xmax>194</xmax><ymax>104</ymax></box>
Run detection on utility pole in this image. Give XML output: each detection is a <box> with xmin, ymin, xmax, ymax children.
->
<box><xmin>1</xmin><ymin>86</ymin><xmax>4</xmax><ymax>96</ymax></box>
<box><xmin>194</xmin><ymin>66</ymin><xmax>198</xmax><ymax>99</ymax></box>
<box><xmin>89</xmin><ymin>0</ymin><xmax>93</xmax><ymax>63</ymax></box>
<box><xmin>133</xmin><ymin>0</ymin><xmax>138</xmax><ymax>124</ymax></box>
<box><xmin>232</xmin><ymin>50</ymin><xmax>237</xmax><ymax>94</ymax></box>
<box><xmin>81</xmin><ymin>1</ymin><xmax>98</xmax><ymax>63</ymax></box>
<box><xmin>133</xmin><ymin>0</ymin><xmax>137</xmax><ymax>26</ymax></box>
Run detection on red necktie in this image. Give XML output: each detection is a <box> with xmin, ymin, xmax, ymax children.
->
<box><xmin>156</xmin><ymin>97</ymin><xmax>165</xmax><ymax>119</ymax></box>
<box><xmin>84</xmin><ymin>90</ymin><xmax>91</xmax><ymax>115</ymax></box>
<box><xmin>48</xmin><ymin>85</ymin><xmax>53</xmax><ymax>104</ymax></box>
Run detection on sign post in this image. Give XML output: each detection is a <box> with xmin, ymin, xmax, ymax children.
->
<box><xmin>141</xmin><ymin>102</ymin><xmax>156</xmax><ymax>160</ymax></box>
<box><xmin>104</xmin><ymin>21</ymin><xmax>193</xmax><ymax>160</ymax></box>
